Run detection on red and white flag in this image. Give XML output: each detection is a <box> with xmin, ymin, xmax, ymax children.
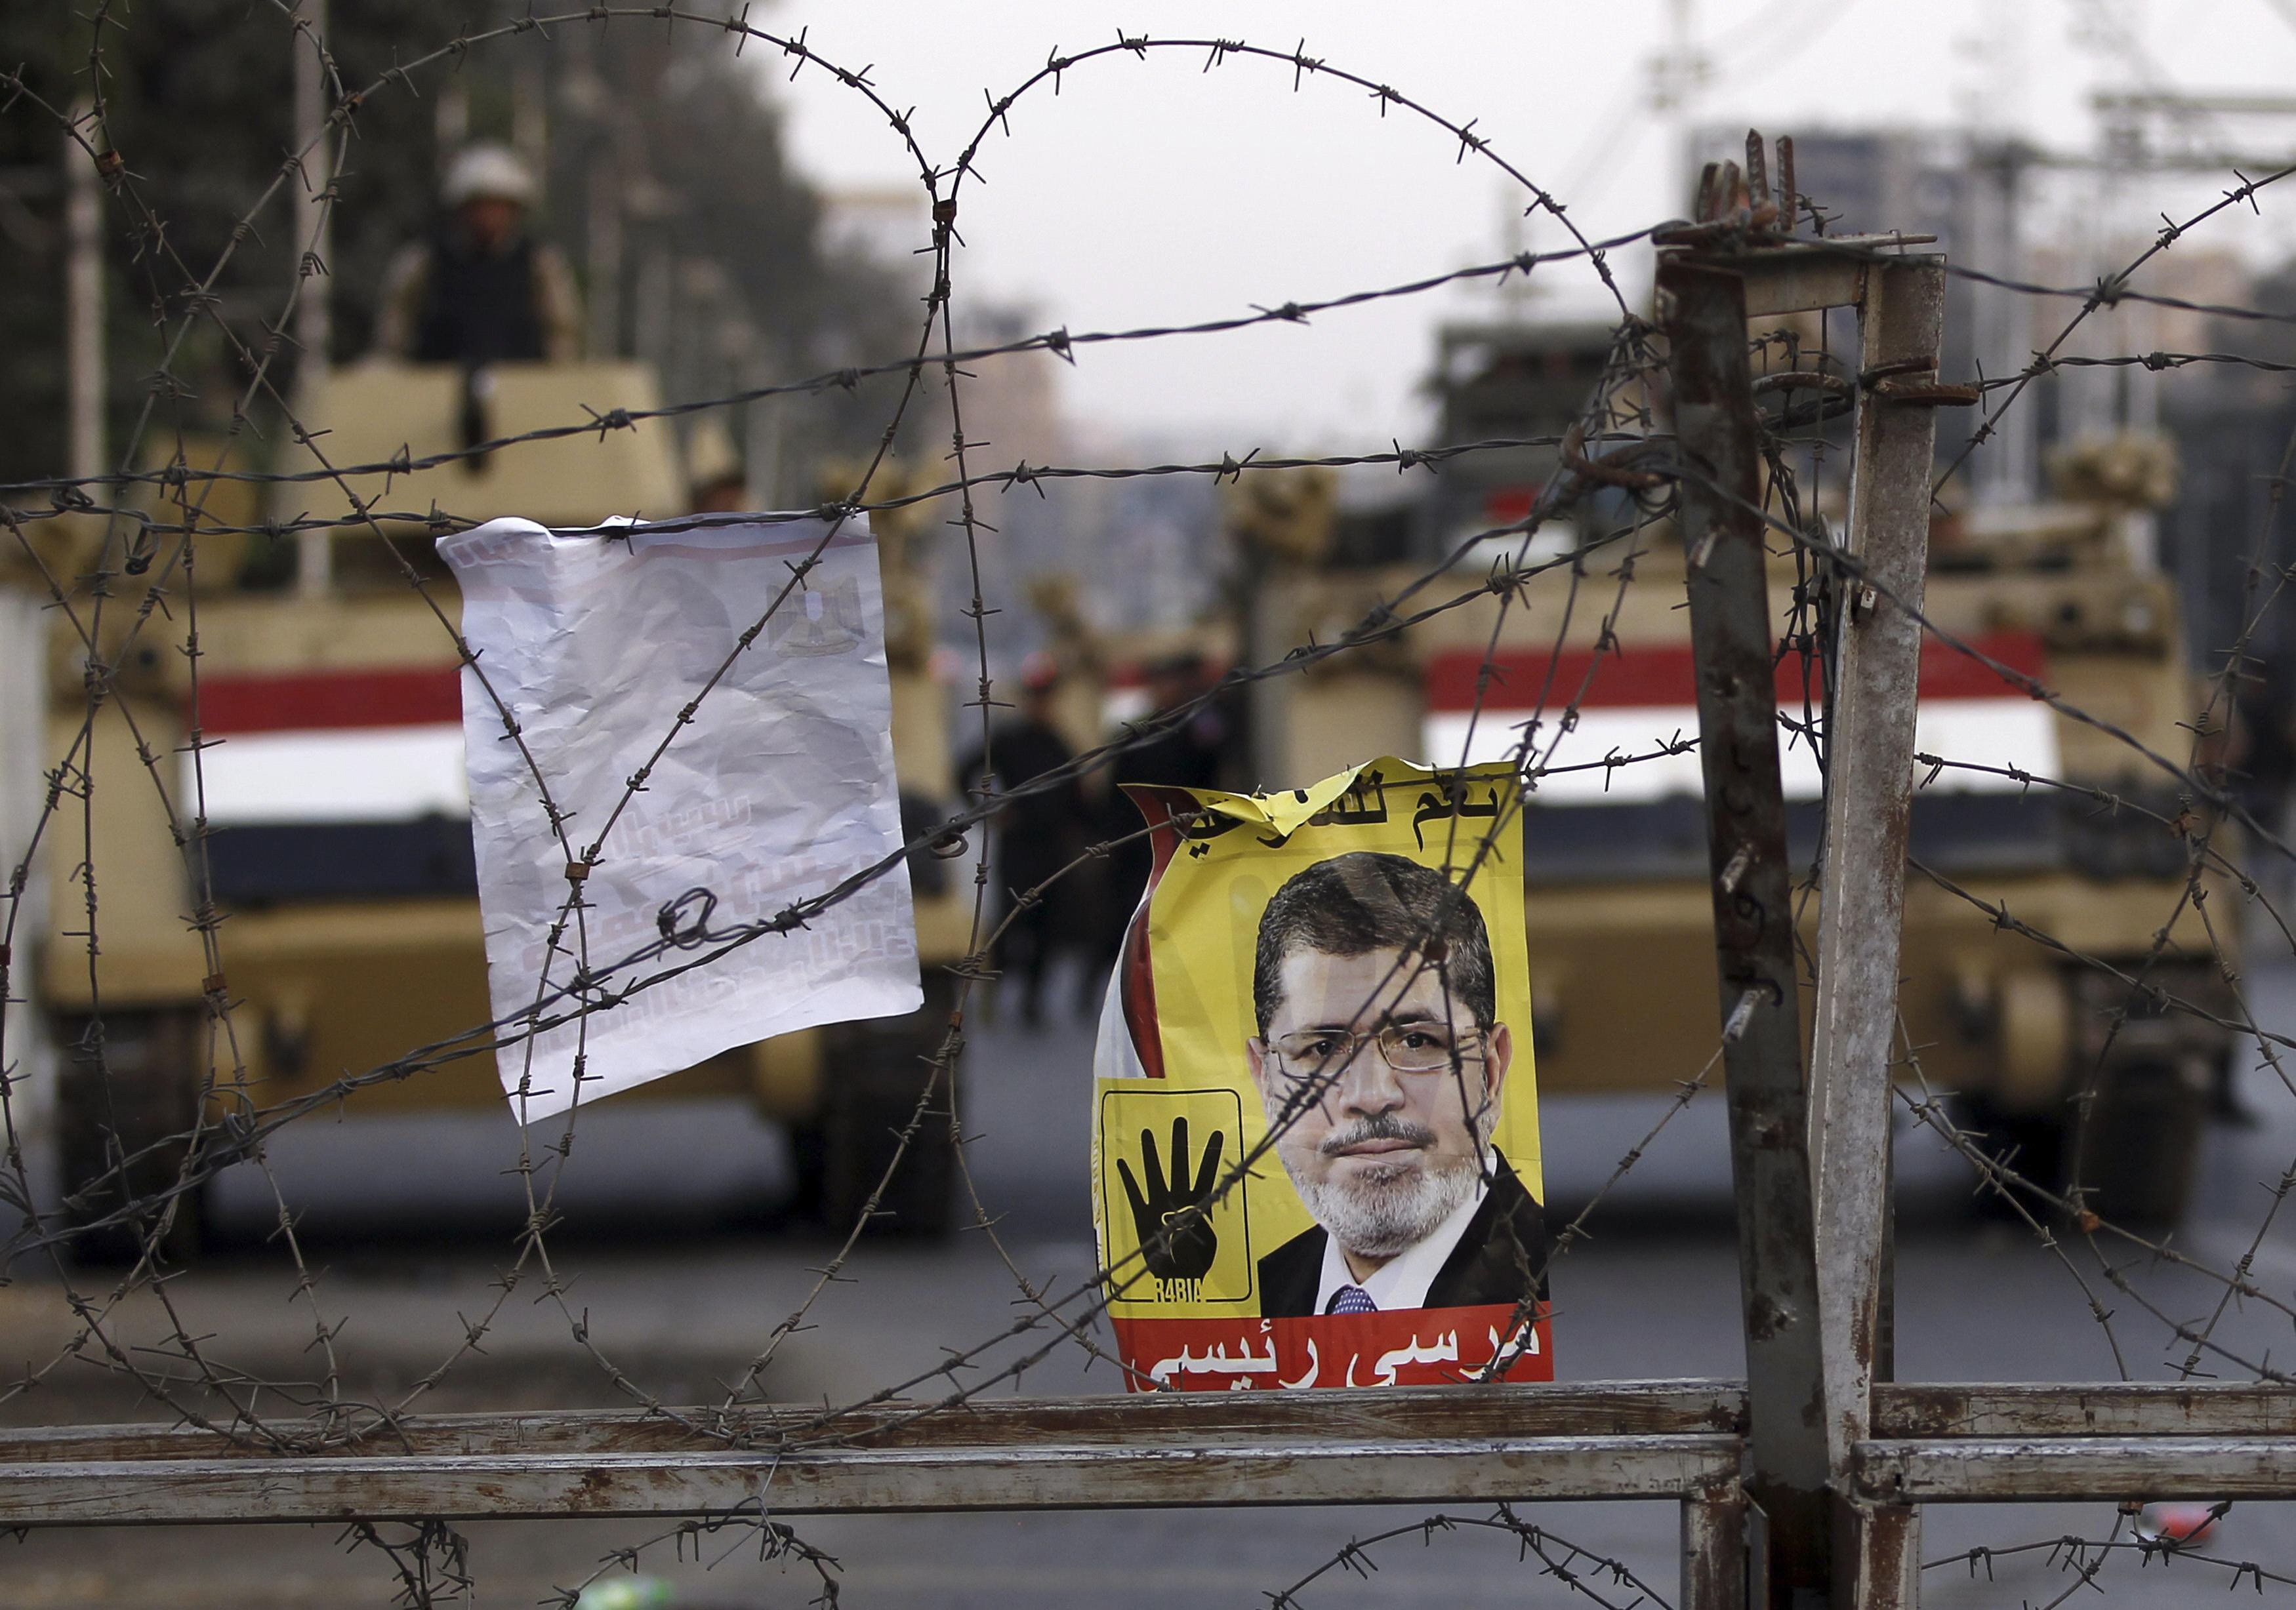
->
<box><xmin>1422</xmin><ymin>632</ymin><xmax>2055</xmax><ymax>801</ymax></box>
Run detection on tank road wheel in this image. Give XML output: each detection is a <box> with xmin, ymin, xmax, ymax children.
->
<box><xmin>2059</xmin><ymin>964</ymin><xmax>2221</xmax><ymax>1228</ymax></box>
<box><xmin>1949</xmin><ymin>1094</ymin><xmax>2066</xmax><ymax>1222</ymax></box>
<box><xmin>1958</xmin><ymin>1057</ymin><xmax>2212</xmax><ymax>1230</ymax></box>
<box><xmin>1958</xmin><ymin>1055</ymin><xmax>2207</xmax><ymax>1229</ymax></box>
<box><xmin>54</xmin><ymin>1009</ymin><xmax>209</xmax><ymax>1264</ymax></box>
<box><xmin>2064</xmin><ymin>1052</ymin><xmax>2207</xmax><ymax>1228</ymax></box>
<box><xmin>815</xmin><ymin>974</ymin><xmax>960</xmax><ymax>1239</ymax></box>
<box><xmin>1958</xmin><ymin>965</ymin><xmax>2219</xmax><ymax>1229</ymax></box>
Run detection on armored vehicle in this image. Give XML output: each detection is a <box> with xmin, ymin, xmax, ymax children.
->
<box><xmin>1247</xmin><ymin>324</ymin><xmax>2231</xmax><ymax>1226</ymax></box>
<box><xmin>30</xmin><ymin>362</ymin><xmax>970</xmax><ymax>1253</ymax></box>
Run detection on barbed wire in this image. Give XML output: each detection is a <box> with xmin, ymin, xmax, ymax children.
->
<box><xmin>1263</xmin><ymin>1506</ymin><xmax>1679</xmax><ymax>1610</ymax></box>
<box><xmin>3</xmin><ymin>430</ymin><xmax>1665</xmax><ymax>543</ymax></box>
<box><xmin>7</xmin><ymin>2</ymin><xmax>2296</xmax><ymax>1605</ymax></box>
<box><xmin>0</xmin><ymin>3</ymin><xmax>1690</xmax><ymax>1516</ymax></box>
<box><xmin>1923</xmin><ymin>1523</ymin><xmax>2296</xmax><ymax>1601</ymax></box>
<box><xmin>0</xmin><ymin>236</ymin><xmax>1656</xmax><ymax>506</ymax></box>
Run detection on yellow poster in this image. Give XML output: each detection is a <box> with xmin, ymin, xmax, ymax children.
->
<box><xmin>1092</xmin><ymin>757</ymin><xmax>1551</xmax><ymax>1391</ymax></box>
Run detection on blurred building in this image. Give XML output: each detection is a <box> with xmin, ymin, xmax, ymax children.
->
<box><xmin>1729</xmin><ymin>129</ymin><xmax>2031</xmax><ymax>502</ymax></box>
<box><xmin>820</xmin><ymin>186</ymin><xmax>935</xmax><ymax>269</ymax></box>
<box><xmin>2165</xmin><ymin>258</ymin><xmax>2296</xmax><ymax>677</ymax></box>
<box><xmin>1704</xmin><ymin>127</ymin><xmax>2285</xmax><ymax>678</ymax></box>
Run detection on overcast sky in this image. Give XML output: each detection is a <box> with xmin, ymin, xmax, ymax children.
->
<box><xmin>760</xmin><ymin>1</ymin><xmax>2296</xmax><ymax>451</ymax></box>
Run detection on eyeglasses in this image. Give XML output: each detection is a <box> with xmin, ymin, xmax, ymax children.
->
<box><xmin>1266</xmin><ymin>1022</ymin><xmax>1484</xmax><ymax>1077</ymax></box>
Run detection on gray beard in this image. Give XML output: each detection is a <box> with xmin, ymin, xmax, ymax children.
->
<box><xmin>1291</xmin><ymin>1148</ymin><xmax>1482</xmax><ymax>1261</ymax></box>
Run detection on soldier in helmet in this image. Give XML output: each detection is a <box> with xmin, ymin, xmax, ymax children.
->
<box><xmin>375</xmin><ymin>144</ymin><xmax>581</xmax><ymax>365</ymax></box>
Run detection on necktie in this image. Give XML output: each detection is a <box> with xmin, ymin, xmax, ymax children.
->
<box><xmin>1327</xmin><ymin>1285</ymin><xmax>1376</xmax><ymax>1315</ymax></box>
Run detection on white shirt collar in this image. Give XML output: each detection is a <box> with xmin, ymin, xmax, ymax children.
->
<box><xmin>1311</xmin><ymin>1159</ymin><xmax>1492</xmax><ymax>1315</ymax></box>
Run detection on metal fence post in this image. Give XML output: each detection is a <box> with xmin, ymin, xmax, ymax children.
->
<box><xmin>1682</xmin><ymin>1485</ymin><xmax>1752</xmax><ymax>1610</ymax></box>
<box><xmin>1661</xmin><ymin>241</ymin><xmax>1834</xmax><ymax>1604</ymax></box>
<box><xmin>1837</xmin><ymin>1500</ymin><xmax>1921</xmax><ymax>1609</ymax></box>
<box><xmin>1809</xmin><ymin>258</ymin><xmax>1949</xmax><ymax>1604</ymax></box>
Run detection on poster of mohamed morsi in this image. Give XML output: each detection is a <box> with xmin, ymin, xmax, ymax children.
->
<box><xmin>1092</xmin><ymin>757</ymin><xmax>1550</xmax><ymax>1392</ymax></box>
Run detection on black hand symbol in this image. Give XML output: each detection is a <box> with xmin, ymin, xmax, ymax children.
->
<box><xmin>1117</xmin><ymin>1116</ymin><xmax>1225</xmax><ymax>1282</ymax></box>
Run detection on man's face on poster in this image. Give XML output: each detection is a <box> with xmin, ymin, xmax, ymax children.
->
<box><xmin>1246</xmin><ymin>944</ymin><xmax>1512</xmax><ymax>1265</ymax></box>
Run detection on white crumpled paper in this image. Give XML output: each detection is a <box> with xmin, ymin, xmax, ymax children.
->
<box><xmin>440</xmin><ymin>515</ymin><xmax>920</xmax><ymax>1121</ymax></box>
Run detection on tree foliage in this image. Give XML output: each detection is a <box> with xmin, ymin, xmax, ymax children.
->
<box><xmin>0</xmin><ymin>2</ymin><xmax>919</xmax><ymax>491</ymax></box>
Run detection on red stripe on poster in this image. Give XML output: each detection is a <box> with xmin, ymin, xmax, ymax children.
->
<box><xmin>1112</xmin><ymin>1306</ymin><xmax>1552</xmax><ymax>1392</ymax></box>
<box><xmin>192</xmin><ymin>666</ymin><xmax>464</xmax><ymax>734</ymax></box>
<box><xmin>1424</xmin><ymin>631</ymin><xmax>2047</xmax><ymax>712</ymax></box>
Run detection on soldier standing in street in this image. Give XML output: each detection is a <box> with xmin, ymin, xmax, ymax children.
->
<box><xmin>958</xmin><ymin>655</ymin><xmax>1083</xmax><ymax>1027</ymax></box>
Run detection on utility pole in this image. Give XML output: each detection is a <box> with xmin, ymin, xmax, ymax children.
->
<box><xmin>571</xmin><ymin>41</ymin><xmax>630</xmax><ymax>362</ymax></box>
<box><xmin>634</xmin><ymin>244</ymin><xmax>673</xmax><ymax>380</ymax></box>
<box><xmin>1967</xmin><ymin>142</ymin><xmax>2037</xmax><ymax>506</ymax></box>
<box><xmin>512</xmin><ymin>53</ymin><xmax>550</xmax><ymax>170</ymax></box>
<box><xmin>292</xmin><ymin>0</ymin><xmax>332</xmax><ymax>372</ymax></box>
<box><xmin>1650</xmin><ymin>0</ymin><xmax>1713</xmax><ymax>211</ymax></box>
<box><xmin>292</xmin><ymin>0</ymin><xmax>333</xmax><ymax>597</ymax></box>
<box><xmin>436</xmin><ymin>81</ymin><xmax>470</xmax><ymax>151</ymax></box>
<box><xmin>586</xmin><ymin>155</ymin><xmax>624</xmax><ymax>359</ymax></box>
<box><xmin>64</xmin><ymin>99</ymin><xmax>104</xmax><ymax>488</ymax></box>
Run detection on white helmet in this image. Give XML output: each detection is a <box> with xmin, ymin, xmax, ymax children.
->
<box><xmin>442</xmin><ymin>144</ymin><xmax>536</xmax><ymax>208</ymax></box>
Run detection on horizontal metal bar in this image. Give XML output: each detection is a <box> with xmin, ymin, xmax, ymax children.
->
<box><xmin>1857</xmin><ymin>1438</ymin><xmax>2296</xmax><ymax>1502</ymax></box>
<box><xmin>1670</xmin><ymin>240</ymin><xmax>1945</xmax><ymax>318</ymax></box>
<box><xmin>12</xmin><ymin>1382</ymin><xmax>2295</xmax><ymax>1525</ymax></box>
<box><xmin>2094</xmin><ymin>89</ymin><xmax>2296</xmax><ymax>116</ymax></box>
<box><xmin>1735</xmin><ymin>254</ymin><xmax>1865</xmax><ymax>317</ymax></box>
<box><xmin>8</xmin><ymin>1380</ymin><xmax>2284</xmax><ymax>1470</ymax></box>
<box><xmin>0</xmin><ymin>1434</ymin><xmax>1742</xmax><ymax>1525</ymax></box>
<box><xmin>1873</xmin><ymin>1382</ymin><xmax>2296</xmax><ymax>1439</ymax></box>
<box><xmin>0</xmin><ymin>1381</ymin><xmax>1746</xmax><ymax>1464</ymax></box>
<box><xmin>1668</xmin><ymin>244</ymin><xmax>1872</xmax><ymax>319</ymax></box>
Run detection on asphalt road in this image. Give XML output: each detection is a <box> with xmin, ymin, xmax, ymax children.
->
<box><xmin>3</xmin><ymin>956</ymin><xmax>2293</xmax><ymax>1608</ymax></box>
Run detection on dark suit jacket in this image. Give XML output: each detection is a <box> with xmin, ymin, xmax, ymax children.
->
<box><xmin>1256</xmin><ymin>1151</ymin><xmax>1548</xmax><ymax>1318</ymax></box>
